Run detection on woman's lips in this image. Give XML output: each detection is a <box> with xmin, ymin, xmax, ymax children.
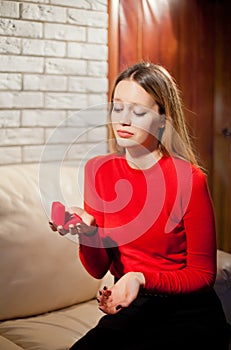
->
<box><xmin>117</xmin><ymin>130</ymin><xmax>134</xmax><ymax>138</ymax></box>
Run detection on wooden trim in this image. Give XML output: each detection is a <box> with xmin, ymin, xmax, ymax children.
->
<box><xmin>108</xmin><ymin>0</ymin><xmax>120</xmax><ymax>101</ymax></box>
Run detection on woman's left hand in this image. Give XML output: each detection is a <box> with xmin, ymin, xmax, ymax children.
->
<box><xmin>97</xmin><ymin>271</ymin><xmax>145</xmax><ymax>315</ymax></box>
<box><xmin>49</xmin><ymin>206</ymin><xmax>97</xmax><ymax>236</ymax></box>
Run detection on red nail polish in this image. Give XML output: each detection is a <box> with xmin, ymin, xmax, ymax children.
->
<box><xmin>115</xmin><ymin>305</ymin><xmax>122</xmax><ymax>310</ymax></box>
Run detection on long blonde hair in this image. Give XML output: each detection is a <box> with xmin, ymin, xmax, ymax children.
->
<box><xmin>108</xmin><ymin>62</ymin><xmax>200</xmax><ymax>168</ymax></box>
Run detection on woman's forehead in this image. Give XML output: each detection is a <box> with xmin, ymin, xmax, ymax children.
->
<box><xmin>114</xmin><ymin>80</ymin><xmax>156</xmax><ymax>108</ymax></box>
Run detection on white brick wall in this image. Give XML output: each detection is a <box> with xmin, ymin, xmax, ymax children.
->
<box><xmin>0</xmin><ymin>0</ymin><xmax>108</xmax><ymax>165</ymax></box>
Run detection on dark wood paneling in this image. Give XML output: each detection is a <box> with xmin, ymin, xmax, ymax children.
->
<box><xmin>108</xmin><ymin>0</ymin><xmax>231</xmax><ymax>252</ymax></box>
<box><xmin>116</xmin><ymin>0</ymin><xmax>215</xmax><ymax>175</ymax></box>
<box><xmin>119</xmin><ymin>0</ymin><xmax>140</xmax><ymax>69</ymax></box>
<box><xmin>213</xmin><ymin>0</ymin><xmax>231</xmax><ymax>252</ymax></box>
<box><xmin>176</xmin><ymin>1</ymin><xmax>215</xmax><ymax>179</ymax></box>
<box><xmin>108</xmin><ymin>0</ymin><xmax>120</xmax><ymax>100</ymax></box>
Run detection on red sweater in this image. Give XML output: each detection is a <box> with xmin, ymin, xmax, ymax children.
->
<box><xmin>79</xmin><ymin>154</ymin><xmax>217</xmax><ymax>294</ymax></box>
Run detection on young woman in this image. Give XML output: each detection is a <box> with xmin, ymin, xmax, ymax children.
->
<box><xmin>50</xmin><ymin>62</ymin><xmax>231</xmax><ymax>349</ymax></box>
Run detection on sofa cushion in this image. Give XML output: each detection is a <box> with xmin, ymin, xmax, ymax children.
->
<box><xmin>0</xmin><ymin>164</ymin><xmax>102</xmax><ymax>321</ymax></box>
<box><xmin>0</xmin><ymin>299</ymin><xmax>103</xmax><ymax>350</ymax></box>
<box><xmin>0</xmin><ymin>336</ymin><xmax>24</xmax><ymax>350</ymax></box>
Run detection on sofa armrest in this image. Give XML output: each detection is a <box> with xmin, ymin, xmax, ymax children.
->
<box><xmin>216</xmin><ymin>250</ymin><xmax>231</xmax><ymax>284</ymax></box>
<box><xmin>215</xmin><ymin>249</ymin><xmax>231</xmax><ymax>325</ymax></box>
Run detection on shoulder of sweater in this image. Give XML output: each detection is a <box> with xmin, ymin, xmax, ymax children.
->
<box><xmin>85</xmin><ymin>153</ymin><xmax>122</xmax><ymax>169</ymax></box>
<box><xmin>161</xmin><ymin>156</ymin><xmax>207</xmax><ymax>186</ymax></box>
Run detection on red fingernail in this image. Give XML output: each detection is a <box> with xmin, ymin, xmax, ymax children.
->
<box><xmin>104</xmin><ymin>290</ymin><xmax>111</xmax><ymax>297</ymax></box>
<box><xmin>115</xmin><ymin>305</ymin><xmax>122</xmax><ymax>310</ymax></box>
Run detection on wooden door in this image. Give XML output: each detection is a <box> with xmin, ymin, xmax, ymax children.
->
<box><xmin>108</xmin><ymin>0</ymin><xmax>231</xmax><ymax>252</ymax></box>
<box><xmin>213</xmin><ymin>0</ymin><xmax>231</xmax><ymax>252</ymax></box>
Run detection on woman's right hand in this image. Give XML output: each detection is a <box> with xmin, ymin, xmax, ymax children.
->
<box><xmin>97</xmin><ymin>272</ymin><xmax>145</xmax><ymax>315</ymax></box>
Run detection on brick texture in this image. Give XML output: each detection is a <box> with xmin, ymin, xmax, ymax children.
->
<box><xmin>0</xmin><ymin>0</ymin><xmax>108</xmax><ymax>165</ymax></box>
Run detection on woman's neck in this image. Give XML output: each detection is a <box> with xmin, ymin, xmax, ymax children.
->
<box><xmin>125</xmin><ymin>147</ymin><xmax>162</xmax><ymax>170</ymax></box>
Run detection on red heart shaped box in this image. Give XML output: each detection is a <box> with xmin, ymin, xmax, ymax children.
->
<box><xmin>51</xmin><ymin>201</ymin><xmax>82</xmax><ymax>230</ymax></box>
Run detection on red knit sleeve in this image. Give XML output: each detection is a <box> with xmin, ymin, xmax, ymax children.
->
<box><xmin>78</xmin><ymin>157</ymin><xmax>112</xmax><ymax>279</ymax></box>
<box><xmin>143</xmin><ymin>168</ymin><xmax>217</xmax><ymax>294</ymax></box>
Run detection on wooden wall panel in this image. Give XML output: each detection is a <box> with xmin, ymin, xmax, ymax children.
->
<box><xmin>213</xmin><ymin>0</ymin><xmax>231</xmax><ymax>252</ymax></box>
<box><xmin>108</xmin><ymin>0</ymin><xmax>119</xmax><ymax>100</ymax></box>
<box><xmin>108</xmin><ymin>0</ymin><xmax>231</xmax><ymax>252</ymax></box>
<box><xmin>176</xmin><ymin>1</ymin><xmax>215</xmax><ymax>178</ymax></box>
<box><xmin>119</xmin><ymin>0</ymin><xmax>140</xmax><ymax>69</ymax></box>
<box><xmin>113</xmin><ymin>0</ymin><xmax>215</xmax><ymax>176</ymax></box>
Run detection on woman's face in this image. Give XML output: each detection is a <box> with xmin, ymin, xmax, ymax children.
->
<box><xmin>111</xmin><ymin>80</ymin><xmax>164</xmax><ymax>151</ymax></box>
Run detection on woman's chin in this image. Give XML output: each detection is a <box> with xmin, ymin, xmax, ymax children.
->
<box><xmin>116</xmin><ymin>138</ymin><xmax>139</xmax><ymax>148</ymax></box>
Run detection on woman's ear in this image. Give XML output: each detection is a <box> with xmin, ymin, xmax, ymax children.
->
<box><xmin>159</xmin><ymin>114</ymin><xmax>166</xmax><ymax>129</ymax></box>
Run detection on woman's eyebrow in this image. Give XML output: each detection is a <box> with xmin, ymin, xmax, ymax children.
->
<box><xmin>113</xmin><ymin>99</ymin><xmax>140</xmax><ymax>105</ymax></box>
<box><xmin>113</xmin><ymin>98</ymin><xmax>123</xmax><ymax>102</ymax></box>
<box><xmin>113</xmin><ymin>99</ymin><xmax>154</xmax><ymax>109</ymax></box>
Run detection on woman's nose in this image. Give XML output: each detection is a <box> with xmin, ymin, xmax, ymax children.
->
<box><xmin>119</xmin><ymin>110</ymin><xmax>131</xmax><ymax>126</ymax></box>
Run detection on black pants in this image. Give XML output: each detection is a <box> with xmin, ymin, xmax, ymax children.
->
<box><xmin>69</xmin><ymin>289</ymin><xmax>231</xmax><ymax>350</ymax></box>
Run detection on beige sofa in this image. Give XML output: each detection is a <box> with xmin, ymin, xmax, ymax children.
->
<box><xmin>0</xmin><ymin>163</ymin><xmax>230</xmax><ymax>350</ymax></box>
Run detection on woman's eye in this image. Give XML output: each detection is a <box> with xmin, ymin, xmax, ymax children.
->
<box><xmin>133</xmin><ymin>110</ymin><xmax>147</xmax><ymax>117</ymax></box>
<box><xmin>114</xmin><ymin>107</ymin><xmax>123</xmax><ymax>113</ymax></box>
<box><xmin>112</xmin><ymin>103</ymin><xmax>123</xmax><ymax>113</ymax></box>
